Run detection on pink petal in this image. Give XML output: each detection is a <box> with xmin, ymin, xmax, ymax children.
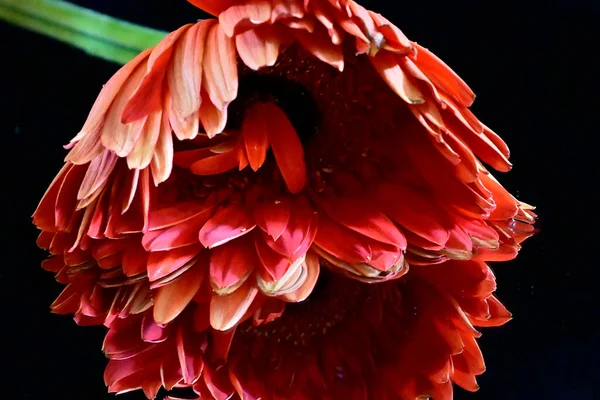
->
<box><xmin>199</xmin><ymin>203</ymin><xmax>255</xmax><ymax>248</ymax></box>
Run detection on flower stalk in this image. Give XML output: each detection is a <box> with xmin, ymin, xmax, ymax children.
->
<box><xmin>0</xmin><ymin>0</ymin><xmax>167</xmax><ymax>64</ymax></box>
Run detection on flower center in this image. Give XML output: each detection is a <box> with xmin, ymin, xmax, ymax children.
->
<box><xmin>233</xmin><ymin>44</ymin><xmax>413</xmax><ymax>194</ymax></box>
<box><xmin>239</xmin><ymin>269</ymin><xmax>370</xmax><ymax>347</ymax></box>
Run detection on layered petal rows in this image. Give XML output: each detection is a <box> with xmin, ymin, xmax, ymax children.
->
<box><xmin>33</xmin><ymin>1</ymin><xmax>536</xmax><ymax>399</ymax></box>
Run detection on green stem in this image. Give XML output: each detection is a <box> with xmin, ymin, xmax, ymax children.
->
<box><xmin>0</xmin><ymin>0</ymin><xmax>168</xmax><ymax>64</ymax></box>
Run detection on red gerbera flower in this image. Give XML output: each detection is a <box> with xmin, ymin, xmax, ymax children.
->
<box><xmin>33</xmin><ymin>1</ymin><xmax>537</xmax><ymax>399</ymax></box>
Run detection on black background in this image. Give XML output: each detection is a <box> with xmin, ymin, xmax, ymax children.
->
<box><xmin>1</xmin><ymin>1</ymin><xmax>598</xmax><ymax>399</ymax></box>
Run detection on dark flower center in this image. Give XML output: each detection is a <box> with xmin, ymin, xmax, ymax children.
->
<box><xmin>240</xmin><ymin>269</ymin><xmax>371</xmax><ymax>348</ymax></box>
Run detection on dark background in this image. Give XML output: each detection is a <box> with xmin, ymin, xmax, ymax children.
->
<box><xmin>1</xmin><ymin>1</ymin><xmax>598</xmax><ymax>399</ymax></box>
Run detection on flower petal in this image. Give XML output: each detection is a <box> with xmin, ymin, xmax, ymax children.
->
<box><xmin>262</xmin><ymin>102</ymin><xmax>307</xmax><ymax>194</ymax></box>
<box><xmin>153</xmin><ymin>261</ymin><xmax>204</xmax><ymax>324</ymax></box>
<box><xmin>236</xmin><ymin>25</ymin><xmax>283</xmax><ymax>71</ymax></box>
<box><xmin>203</xmin><ymin>23</ymin><xmax>238</xmax><ymax>110</ymax></box>
<box><xmin>210</xmin><ymin>281</ymin><xmax>258</xmax><ymax>331</ymax></box>
<box><xmin>146</xmin><ymin>244</ymin><xmax>203</xmax><ymax>282</ymax></box>
<box><xmin>371</xmin><ymin>51</ymin><xmax>424</xmax><ymax>104</ymax></box>
<box><xmin>122</xmin><ymin>25</ymin><xmax>191</xmax><ymax>124</ymax></box>
<box><xmin>412</xmin><ymin>43</ymin><xmax>475</xmax><ymax>108</ymax></box>
<box><xmin>253</xmin><ymin>198</ymin><xmax>290</xmax><ymax>240</ymax></box>
<box><xmin>199</xmin><ymin>203</ymin><xmax>256</xmax><ymax>248</ymax></box>
<box><xmin>210</xmin><ymin>238</ymin><xmax>255</xmax><ymax>294</ymax></box>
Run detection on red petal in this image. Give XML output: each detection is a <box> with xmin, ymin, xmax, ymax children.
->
<box><xmin>149</xmin><ymin>200</ymin><xmax>216</xmax><ymax>231</ymax></box>
<box><xmin>210</xmin><ymin>238</ymin><xmax>255</xmax><ymax>292</ymax></box>
<box><xmin>314</xmin><ymin>217</ymin><xmax>402</xmax><ymax>271</ymax></box>
<box><xmin>242</xmin><ymin>102</ymin><xmax>271</xmax><ymax>171</ymax></box>
<box><xmin>187</xmin><ymin>0</ymin><xmax>237</xmax><ymax>17</ymax></box>
<box><xmin>262</xmin><ymin>196</ymin><xmax>317</xmax><ymax>259</ymax></box>
<box><xmin>412</xmin><ymin>43</ymin><xmax>475</xmax><ymax>108</ymax></box>
<box><xmin>377</xmin><ymin>183</ymin><xmax>453</xmax><ymax>247</ymax></box>
<box><xmin>175</xmin><ymin>324</ymin><xmax>205</xmax><ymax>384</ymax></box>
<box><xmin>190</xmin><ymin>142</ymin><xmax>241</xmax><ymax>175</ymax></box>
<box><xmin>316</xmin><ymin>194</ymin><xmax>407</xmax><ymax>250</ymax></box>
<box><xmin>261</xmin><ymin>102</ymin><xmax>307</xmax><ymax>194</ymax></box>
<box><xmin>253</xmin><ymin>198</ymin><xmax>290</xmax><ymax>240</ymax></box>
<box><xmin>33</xmin><ymin>163</ymin><xmax>71</xmax><ymax>231</ymax></box>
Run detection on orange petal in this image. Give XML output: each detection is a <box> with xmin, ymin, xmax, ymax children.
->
<box><xmin>127</xmin><ymin>109</ymin><xmax>162</xmax><ymax>170</ymax></box>
<box><xmin>210</xmin><ymin>281</ymin><xmax>258</xmax><ymax>331</ymax></box>
<box><xmin>70</xmin><ymin>49</ymin><xmax>151</xmax><ymax>146</ymax></box>
<box><xmin>100</xmin><ymin>63</ymin><xmax>148</xmax><ymax>157</ymax></box>
<box><xmin>199</xmin><ymin>90</ymin><xmax>228</xmax><ymax>137</ymax></box>
<box><xmin>241</xmin><ymin>102</ymin><xmax>270</xmax><ymax>170</ymax></box>
<box><xmin>371</xmin><ymin>51</ymin><xmax>424</xmax><ymax>104</ymax></box>
<box><xmin>122</xmin><ymin>25</ymin><xmax>191</xmax><ymax>124</ymax></box>
<box><xmin>153</xmin><ymin>261</ymin><xmax>204</xmax><ymax>324</ymax></box>
<box><xmin>203</xmin><ymin>24</ymin><xmax>238</xmax><ymax>110</ymax></box>
<box><xmin>168</xmin><ymin>21</ymin><xmax>212</xmax><ymax>123</ymax></box>
<box><xmin>150</xmin><ymin>112</ymin><xmax>174</xmax><ymax>185</ymax></box>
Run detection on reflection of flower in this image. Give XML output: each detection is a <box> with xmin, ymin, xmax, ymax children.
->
<box><xmin>33</xmin><ymin>0</ymin><xmax>536</xmax><ymax>398</ymax></box>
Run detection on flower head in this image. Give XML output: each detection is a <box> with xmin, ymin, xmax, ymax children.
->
<box><xmin>33</xmin><ymin>0</ymin><xmax>536</xmax><ymax>399</ymax></box>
